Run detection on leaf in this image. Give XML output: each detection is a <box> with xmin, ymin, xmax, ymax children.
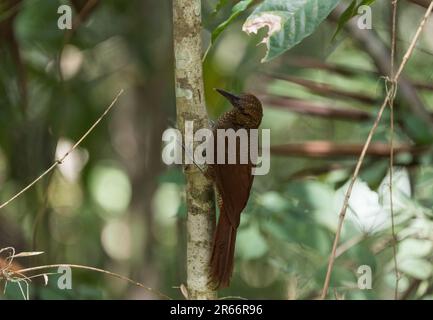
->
<box><xmin>398</xmin><ymin>239</ymin><xmax>433</xmax><ymax>259</ymax></box>
<box><xmin>242</xmin><ymin>0</ymin><xmax>341</xmax><ymax>62</ymax></box>
<box><xmin>211</xmin><ymin>0</ymin><xmax>254</xmax><ymax>44</ymax></box>
<box><xmin>213</xmin><ymin>0</ymin><xmax>230</xmax><ymax>15</ymax></box>
<box><xmin>332</xmin><ymin>0</ymin><xmax>376</xmax><ymax>40</ymax></box>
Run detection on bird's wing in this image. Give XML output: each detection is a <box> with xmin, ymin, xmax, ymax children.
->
<box><xmin>214</xmin><ymin>163</ymin><xmax>254</xmax><ymax>228</ymax></box>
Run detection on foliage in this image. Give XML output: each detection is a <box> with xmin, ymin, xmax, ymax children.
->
<box><xmin>1</xmin><ymin>0</ymin><xmax>433</xmax><ymax>300</ymax></box>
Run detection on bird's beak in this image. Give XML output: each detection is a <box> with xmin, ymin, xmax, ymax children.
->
<box><xmin>215</xmin><ymin>88</ymin><xmax>241</xmax><ymax>107</ymax></box>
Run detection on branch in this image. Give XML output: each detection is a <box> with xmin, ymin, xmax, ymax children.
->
<box><xmin>330</xmin><ymin>4</ymin><xmax>433</xmax><ymax>130</ymax></box>
<box><xmin>70</xmin><ymin>0</ymin><xmax>100</xmax><ymax>27</ymax></box>
<box><xmin>261</xmin><ymin>95</ymin><xmax>372</xmax><ymax>121</ymax></box>
<box><xmin>265</xmin><ymin>74</ymin><xmax>377</xmax><ymax>104</ymax></box>
<box><xmin>400</xmin><ymin>279</ymin><xmax>422</xmax><ymax>300</ymax></box>
<box><xmin>407</xmin><ymin>0</ymin><xmax>433</xmax><ymax>8</ymax></box>
<box><xmin>0</xmin><ymin>90</ymin><xmax>124</xmax><ymax>211</ymax></box>
<box><xmin>270</xmin><ymin>141</ymin><xmax>426</xmax><ymax>158</ymax></box>
<box><xmin>389</xmin><ymin>0</ymin><xmax>400</xmax><ymax>299</ymax></box>
<box><xmin>320</xmin><ymin>1</ymin><xmax>433</xmax><ymax>299</ymax></box>
<box><xmin>173</xmin><ymin>0</ymin><xmax>216</xmax><ymax>300</ymax></box>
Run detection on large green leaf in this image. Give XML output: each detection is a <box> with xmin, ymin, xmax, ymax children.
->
<box><xmin>242</xmin><ymin>0</ymin><xmax>341</xmax><ymax>62</ymax></box>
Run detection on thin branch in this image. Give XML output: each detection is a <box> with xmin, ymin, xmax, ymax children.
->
<box><xmin>173</xmin><ymin>0</ymin><xmax>216</xmax><ymax>300</ymax></box>
<box><xmin>320</xmin><ymin>1</ymin><xmax>433</xmax><ymax>299</ymax></box>
<box><xmin>329</xmin><ymin>4</ymin><xmax>433</xmax><ymax>129</ymax></box>
<box><xmin>389</xmin><ymin>0</ymin><xmax>400</xmax><ymax>300</ymax></box>
<box><xmin>285</xmin><ymin>57</ymin><xmax>359</xmax><ymax>77</ymax></box>
<box><xmin>58</xmin><ymin>0</ymin><xmax>99</xmax><ymax>81</ymax></box>
<box><xmin>335</xmin><ymin>234</ymin><xmax>367</xmax><ymax>258</ymax></box>
<box><xmin>0</xmin><ymin>90</ymin><xmax>124</xmax><ymax>211</ymax></box>
<box><xmin>407</xmin><ymin>0</ymin><xmax>433</xmax><ymax>9</ymax></box>
<box><xmin>400</xmin><ymin>279</ymin><xmax>421</xmax><ymax>300</ymax></box>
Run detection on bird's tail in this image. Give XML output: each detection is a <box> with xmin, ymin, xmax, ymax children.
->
<box><xmin>210</xmin><ymin>212</ymin><xmax>237</xmax><ymax>288</ymax></box>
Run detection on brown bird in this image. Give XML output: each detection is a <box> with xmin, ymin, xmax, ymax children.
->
<box><xmin>207</xmin><ymin>89</ymin><xmax>263</xmax><ymax>288</ymax></box>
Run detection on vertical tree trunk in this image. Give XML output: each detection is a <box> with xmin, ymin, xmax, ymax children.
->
<box><xmin>172</xmin><ymin>0</ymin><xmax>217</xmax><ymax>300</ymax></box>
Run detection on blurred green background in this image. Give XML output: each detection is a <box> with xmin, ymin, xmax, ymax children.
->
<box><xmin>1</xmin><ymin>0</ymin><xmax>433</xmax><ymax>300</ymax></box>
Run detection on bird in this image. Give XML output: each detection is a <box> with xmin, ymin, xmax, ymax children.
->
<box><xmin>207</xmin><ymin>88</ymin><xmax>263</xmax><ymax>288</ymax></box>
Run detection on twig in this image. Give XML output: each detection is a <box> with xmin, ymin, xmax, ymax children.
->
<box><xmin>389</xmin><ymin>0</ymin><xmax>400</xmax><ymax>300</ymax></box>
<box><xmin>10</xmin><ymin>264</ymin><xmax>171</xmax><ymax>300</ymax></box>
<box><xmin>320</xmin><ymin>1</ymin><xmax>433</xmax><ymax>299</ymax></box>
<box><xmin>0</xmin><ymin>90</ymin><xmax>124</xmax><ymax>211</ymax></box>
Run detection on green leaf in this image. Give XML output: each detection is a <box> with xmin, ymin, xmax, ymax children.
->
<box><xmin>332</xmin><ymin>0</ymin><xmax>376</xmax><ymax>40</ymax></box>
<box><xmin>243</xmin><ymin>0</ymin><xmax>341</xmax><ymax>62</ymax></box>
<box><xmin>211</xmin><ymin>0</ymin><xmax>254</xmax><ymax>44</ymax></box>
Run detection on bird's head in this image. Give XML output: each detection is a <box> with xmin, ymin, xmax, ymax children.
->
<box><xmin>215</xmin><ymin>88</ymin><xmax>263</xmax><ymax>128</ymax></box>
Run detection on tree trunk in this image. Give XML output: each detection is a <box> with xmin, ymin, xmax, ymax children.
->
<box><xmin>172</xmin><ymin>0</ymin><xmax>216</xmax><ymax>300</ymax></box>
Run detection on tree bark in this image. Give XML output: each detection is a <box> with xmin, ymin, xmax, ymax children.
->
<box><xmin>172</xmin><ymin>0</ymin><xmax>216</xmax><ymax>300</ymax></box>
